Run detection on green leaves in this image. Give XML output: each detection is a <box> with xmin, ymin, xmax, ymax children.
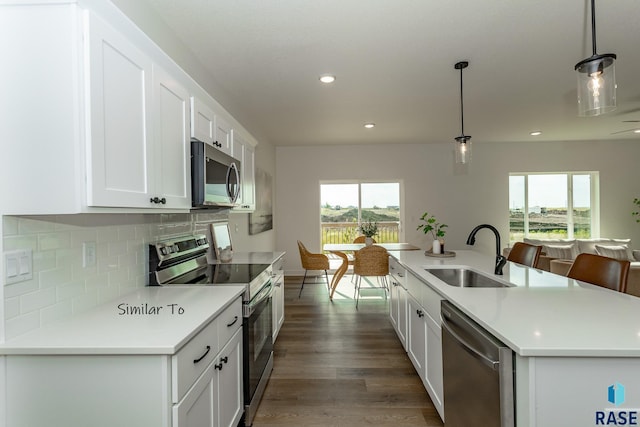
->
<box><xmin>417</xmin><ymin>212</ymin><xmax>447</xmax><ymax>239</ymax></box>
<box><xmin>359</xmin><ymin>220</ymin><xmax>378</xmax><ymax>237</ymax></box>
<box><xmin>633</xmin><ymin>198</ymin><xmax>640</xmax><ymax>223</ymax></box>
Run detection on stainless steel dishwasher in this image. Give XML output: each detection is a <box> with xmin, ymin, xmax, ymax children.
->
<box><xmin>441</xmin><ymin>300</ymin><xmax>515</xmax><ymax>427</ymax></box>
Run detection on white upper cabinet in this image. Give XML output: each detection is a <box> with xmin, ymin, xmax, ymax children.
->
<box><xmin>85</xmin><ymin>11</ymin><xmax>153</xmax><ymax>208</ymax></box>
<box><xmin>191</xmin><ymin>96</ymin><xmax>215</xmax><ymax>146</ymax></box>
<box><xmin>85</xmin><ymin>12</ymin><xmax>191</xmax><ymax>209</ymax></box>
<box><xmin>152</xmin><ymin>64</ymin><xmax>192</xmax><ymax>209</ymax></box>
<box><xmin>0</xmin><ymin>1</ymin><xmax>256</xmax><ymax>214</ymax></box>
<box><xmin>191</xmin><ymin>95</ymin><xmax>233</xmax><ymax>157</ymax></box>
<box><xmin>232</xmin><ymin>131</ymin><xmax>256</xmax><ymax>212</ymax></box>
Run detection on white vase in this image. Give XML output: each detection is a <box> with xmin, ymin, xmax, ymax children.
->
<box><xmin>365</xmin><ymin>237</ymin><xmax>374</xmax><ymax>246</ymax></box>
<box><xmin>432</xmin><ymin>239</ymin><xmax>441</xmax><ymax>254</ymax></box>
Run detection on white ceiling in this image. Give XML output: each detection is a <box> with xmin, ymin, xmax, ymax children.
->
<box><xmin>135</xmin><ymin>0</ymin><xmax>640</xmax><ymax>147</ymax></box>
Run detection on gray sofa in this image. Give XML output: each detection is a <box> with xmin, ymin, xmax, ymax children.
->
<box><xmin>505</xmin><ymin>238</ymin><xmax>640</xmax><ymax>297</ymax></box>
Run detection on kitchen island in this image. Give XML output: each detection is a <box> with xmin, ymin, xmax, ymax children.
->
<box><xmin>0</xmin><ymin>286</ymin><xmax>246</xmax><ymax>427</ymax></box>
<box><xmin>390</xmin><ymin>249</ymin><xmax>640</xmax><ymax>427</ymax></box>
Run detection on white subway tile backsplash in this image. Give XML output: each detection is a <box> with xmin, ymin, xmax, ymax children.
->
<box><xmin>39</xmin><ymin>267</ymin><xmax>72</xmax><ymax>289</ymax></box>
<box><xmin>5</xmin><ymin>297</ymin><xmax>20</xmax><ymax>319</ymax></box>
<box><xmin>21</xmin><ymin>288</ymin><xmax>56</xmax><ymax>312</ymax></box>
<box><xmin>6</xmin><ymin>311</ymin><xmax>40</xmax><ymax>339</ymax></box>
<box><xmin>3</xmin><ymin>216</ymin><xmax>18</xmax><ymax>235</ymax></box>
<box><xmin>56</xmin><ymin>280</ymin><xmax>86</xmax><ymax>301</ymax></box>
<box><xmin>2</xmin><ymin>212</ymin><xmax>229</xmax><ymax>340</ymax></box>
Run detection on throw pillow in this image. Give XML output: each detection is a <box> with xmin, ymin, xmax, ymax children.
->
<box><xmin>543</xmin><ymin>244</ymin><xmax>576</xmax><ymax>260</ymax></box>
<box><xmin>594</xmin><ymin>244</ymin><xmax>635</xmax><ymax>261</ymax></box>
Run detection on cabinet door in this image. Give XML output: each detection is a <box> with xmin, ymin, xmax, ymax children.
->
<box><xmin>272</xmin><ymin>271</ymin><xmax>285</xmax><ymax>341</ymax></box>
<box><xmin>397</xmin><ymin>284</ymin><xmax>408</xmax><ymax>350</ymax></box>
<box><xmin>217</xmin><ymin>328</ymin><xmax>243</xmax><ymax>427</ymax></box>
<box><xmin>191</xmin><ymin>96</ymin><xmax>215</xmax><ymax>145</ymax></box>
<box><xmin>232</xmin><ymin>132</ymin><xmax>256</xmax><ymax>211</ymax></box>
<box><xmin>153</xmin><ymin>64</ymin><xmax>191</xmax><ymax>209</ymax></box>
<box><xmin>173</xmin><ymin>360</ymin><xmax>215</xmax><ymax>427</ymax></box>
<box><xmin>407</xmin><ymin>295</ymin><xmax>427</xmax><ymax>379</ymax></box>
<box><xmin>85</xmin><ymin>11</ymin><xmax>153</xmax><ymax>207</ymax></box>
<box><xmin>389</xmin><ymin>280</ymin><xmax>400</xmax><ymax>331</ymax></box>
<box><xmin>425</xmin><ymin>313</ymin><xmax>444</xmax><ymax>418</ymax></box>
<box><xmin>214</xmin><ymin>115</ymin><xmax>233</xmax><ymax>156</ymax></box>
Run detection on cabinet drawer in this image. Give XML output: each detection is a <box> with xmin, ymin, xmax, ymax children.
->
<box><xmin>216</xmin><ymin>298</ymin><xmax>242</xmax><ymax>350</ymax></box>
<box><xmin>172</xmin><ymin>317</ymin><xmax>219</xmax><ymax>403</ymax></box>
<box><xmin>389</xmin><ymin>257</ymin><xmax>406</xmax><ymax>285</ymax></box>
<box><xmin>422</xmin><ymin>282</ymin><xmax>443</xmax><ymax>323</ymax></box>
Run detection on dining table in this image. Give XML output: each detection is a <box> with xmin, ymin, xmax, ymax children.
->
<box><xmin>322</xmin><ymin>242</ymin><xmax>420</xmax><ymax>299</ymax></box>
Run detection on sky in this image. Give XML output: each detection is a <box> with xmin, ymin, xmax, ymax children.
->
<box><xmin>321</xmin><ymin>183</ymin><xmax>400</xmax><ymax>208</ymax></box>
<box><xmin>509</xmin><ymin>174</ymin><xmax>592</xmax><ymax>209</ymax></box>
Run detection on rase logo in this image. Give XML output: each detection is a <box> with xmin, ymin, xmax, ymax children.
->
<box><xmin>596</xmin><ymin>382</ymin><xmax>638</xmax><ymax>425</ymax></box>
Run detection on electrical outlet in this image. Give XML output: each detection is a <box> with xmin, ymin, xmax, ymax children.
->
<box><xmin>83</xmin><ymin>242</ymin><xmax>96</xmax><ymax>268</ymax></box>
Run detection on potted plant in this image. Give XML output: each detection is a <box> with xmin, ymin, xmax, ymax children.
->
<box><xmin>417</xmin><ymin>212</ymin><xmax>448</xmax><ymax>254</ymax></box>
<box><xmin>358</xmin><ymin>220</ymin><xmax>378</xmax><ymax>246</ymax></box>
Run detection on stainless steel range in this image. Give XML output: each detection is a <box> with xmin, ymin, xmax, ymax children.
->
<box><xmin>148</xmin><ymin>234</ymin><xmax>274</xmax><ymax>426</ymax></box>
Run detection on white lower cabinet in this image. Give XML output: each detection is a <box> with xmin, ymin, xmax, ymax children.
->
<box><xmin>389</xmin><ymin>258</ymin><xmax>408</xmax><ymax>349</ymax></box>
<box><xmin>390</xmin><ymin>262</ymin><xmax>444</xmax><ymax>420</ymax></box>
<box><xmin>272</xmin><ymin>256</ymin><xmax>286</xmax><ymax>341</ymax></box>
<box><xmin>173</xmin><ymin>328</ymin><xmax>243</xmax><ymax>427</ymax></box>
<box><xmin>407</xmin><ymin>294</ymin><xmax>427</xmax><ymax>378</ymax></box>
<box><xmin>4</xmin><ymin>296</ymin><xmax>243</xmax><ymax>427</ymax></box>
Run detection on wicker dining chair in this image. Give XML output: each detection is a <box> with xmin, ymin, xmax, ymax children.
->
<box><xmin>507</xmin><ymin>242</ymin><xmax>542</xmax><ymax>268</ymax></box>
<box><xmin>297</xmin><ymin>240</ymin><xmax>330</xmax><ymax>297</ymax></box>
<box><xmin>349</xmin><ymin>236</ymin><xmax>377</xmax><ymax>282</ymax></box>
<box><xmin>567</xmin><ymin>253</ymin><xmax>630</xmax><ymax>293</ymax></box>
<box><xmin>353</xmin><ymin>245</ymin><xmax>389</xmax><ymax>308</ymax></box>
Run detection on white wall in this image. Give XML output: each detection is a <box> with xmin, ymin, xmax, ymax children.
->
<box><xmin>229</xmin><ymin>140</ymin><xmax>277</xmax><ymax>251</ymax></box>
<box><xmin>275</xmin><ymin>139</ymin><xmax>640</xmax><ymax>274</ymax></box>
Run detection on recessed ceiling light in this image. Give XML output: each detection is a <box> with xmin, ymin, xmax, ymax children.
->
<box><xmin>319</xmin><ymin>75</ymin><xmax>336</xmax><ymax>84</ymax></box>
<box><xmin>634</xmin><ymin>129</ymin><xmax>640</xmax><ymax>134</ymax></box>
<box><xmin>364</xmin><ymin>123</ymin><xmax>375</xmax><ymax>129</ymax></box>
<box><xmin>530</xmin><ymin>131</ymin><xmax>542</xmax><ymax>136</ymax></box>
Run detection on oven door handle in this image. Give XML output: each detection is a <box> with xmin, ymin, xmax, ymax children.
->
<box><xmin>244</xmin><ymin>281</ymin><xmax>273</xmax><ymax>317</ymax></box>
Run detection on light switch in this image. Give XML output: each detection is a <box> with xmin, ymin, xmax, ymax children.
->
<box><xmin>4</xmin><ymin>249</ymin><xmax>33</xmax><ymax>285</ymax></box>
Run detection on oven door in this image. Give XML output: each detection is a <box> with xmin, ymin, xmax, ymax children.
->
<box><xmin>244</xmin><ymin>282</ymin><xmax>274</xmax><ymax>403</ymax></box>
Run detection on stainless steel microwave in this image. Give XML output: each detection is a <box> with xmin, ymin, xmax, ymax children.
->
<box><xmin>191</xmin><ymin>141</ymin><xmax>241</xmax><ymax>208</ymax></box>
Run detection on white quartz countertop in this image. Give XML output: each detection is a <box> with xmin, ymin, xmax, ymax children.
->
<box><xmin>210</xmin><ymin>251</ymin><xmax>285</xmax><ymax>265</ymax></box>
<box><xmin>391</xmin><ymin>249</ymin><xmax>640</xmax><ymax>357</ymax></box>
<box><xmin>0</xmin><ymin>286</ymin><xmax>245</xmax><ymax>355</ymax></box>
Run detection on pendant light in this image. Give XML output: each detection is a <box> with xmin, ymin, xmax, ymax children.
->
<box><xmin>574</xmin><ymin>0</ymin><xmax>616</xmax><ymax>116</ymax></box>
<box><xmin>454</xmin><ymin>61</ymin><xmax>471</xmax><ymax>164</ymax></box>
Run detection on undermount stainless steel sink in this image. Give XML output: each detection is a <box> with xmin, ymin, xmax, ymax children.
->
<box><xmin>425</xmin><ymin>268</ymin><xmax>511</xmax><ymax>288</ymax></box>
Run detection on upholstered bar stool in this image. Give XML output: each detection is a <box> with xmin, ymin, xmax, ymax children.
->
<box><xmin>566</xmin><ymin>253</ymin><xmax>630</xmax><ymax>293</ymax></box>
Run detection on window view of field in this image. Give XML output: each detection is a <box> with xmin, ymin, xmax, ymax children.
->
<box><xmin>320</xmin><ymin>182</ymin><xmax>400</xmax><ymax>245</ymax></box>
<box><xmin>509</xmin><ymin>173</ymin><xmax>594</xmax><ymax>242</ymax></box>
<box><xmin>509</xmin><ymin>207</ymin><xmax>592</xmax><ymax>241</ymax></box>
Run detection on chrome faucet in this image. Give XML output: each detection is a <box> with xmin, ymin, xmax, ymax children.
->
<box><xmin>466</xmin><ymin>224</ymin><xmax>507</xmax><ymax>275</ymax></box>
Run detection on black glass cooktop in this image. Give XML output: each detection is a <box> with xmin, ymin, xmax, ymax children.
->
<box><xmin>206</xmin><ymin>263</ymin><xmax>271</xmax><ymax>285</ymax></box>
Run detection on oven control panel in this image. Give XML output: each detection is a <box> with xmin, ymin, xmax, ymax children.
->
<box><xmin>151</xmin><ymin>234</ymin><xmax>210</xmax><ymax>265</ymax></box>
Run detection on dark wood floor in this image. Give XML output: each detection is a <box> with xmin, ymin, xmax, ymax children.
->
<box><xmin>252</xmin><ymin>275</ymin><xmax>444</xmax><ymax>427</ymax></box>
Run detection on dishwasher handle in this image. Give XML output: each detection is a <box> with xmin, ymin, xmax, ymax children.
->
<box><xmin>441</xmin><ymin>313</ymin><xmax>500</xmax><ymax>371</ymax></box>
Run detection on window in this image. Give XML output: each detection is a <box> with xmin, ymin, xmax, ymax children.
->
<box><xmin>320</xmin><ymin>182</ymin><xmax>401</xmax><ymax>245</ymax></box>
<box><xmin>509</xmin><ymin>172</ymin><xmax>598</xmax><ymax>242</ymax></box>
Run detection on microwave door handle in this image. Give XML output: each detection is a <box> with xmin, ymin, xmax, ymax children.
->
<box><xmin>226</xmin><ymin>163</ymin><xmax>240</xmax><ymax>203</ymax></box>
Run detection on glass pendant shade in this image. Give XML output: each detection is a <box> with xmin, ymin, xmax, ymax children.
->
<box><xmin>454</xmin><ymin>136</ymin><xmax>471</xmax><ymax>164</ymax></box>
<box><xmin>576</xmin><ymin>54</ymin><xmax>616</xmax><ymax>116</ymax></box>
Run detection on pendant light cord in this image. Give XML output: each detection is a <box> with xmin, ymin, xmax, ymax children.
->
<box><xmin>591</xmin><ymin>0</ymin><xmax>597</xmax><ymax>55</ymax></box>
<box><xmin>459</xmin><ymin>66</ymin><xmax>465</xmax><ymax>136</ymax></box>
